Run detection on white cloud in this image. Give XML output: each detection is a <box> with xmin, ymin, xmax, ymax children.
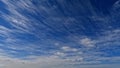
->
<box><xmin>80</xmin><ymin>38</ymin><xmax>95</xmax><ymax>47</ymax></box>
<box><xmin>0</xmin><ymin>55</ymin><xmax>119</xmax><ymax>68</ymax></box>
<box><xmin>55</xmin><ymin>52</ymin><xmax>65</xmax><ymax>57</ymax></box>
<box><xmin>0</xmin><ymin>55</ymin><xmax>75</xmax><ymax>68</ymax></box>
<box><xmin>61</xmin><ymin>46</ymin><xmax>78</xmax><ymax>52</ymax></box>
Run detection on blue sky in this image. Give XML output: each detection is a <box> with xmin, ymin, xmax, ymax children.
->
<box><xmin>0</xmin><ymin>0</ymin><xmax>120</xmax><ymax>68</ymax></box>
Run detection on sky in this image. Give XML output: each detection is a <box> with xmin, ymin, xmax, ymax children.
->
<box><xmin>0</xmin><ymin>0</ymin><xmax>120</xmax><ymax>68</ymax></box>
